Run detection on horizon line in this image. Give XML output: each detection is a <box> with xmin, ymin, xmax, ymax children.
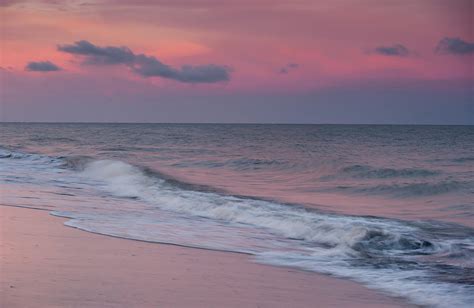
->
<box><xmin>0</xmin><ymin>121</ymin><xmax>472</xmax><ymax>126</ymax></box>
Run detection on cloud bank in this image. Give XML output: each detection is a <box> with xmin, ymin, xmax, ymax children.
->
<box><xmin>58</xmin><ymin>40</ymin><xmax>231</xmax><ymax>83</ymax></box>
<box><xmin>25</xmin><ymin>61</ymin><xmax>61</xmax><ymax>72</ymax></box>
<box><xmin>435</xmin><ymin>37</ymin><xmax>474</xmax><ymax>55</ymax></box>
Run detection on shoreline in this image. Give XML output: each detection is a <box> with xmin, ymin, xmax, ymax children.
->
<box><xmin>0</xmin><ymin>205</ymin><xmax>409</xmax><ymax>307</ymax></box>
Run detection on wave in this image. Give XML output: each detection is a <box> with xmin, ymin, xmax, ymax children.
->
<box><xmin>441</xmin><ymin>204</ymin><xmax>474</xmax><ymax>217</ymax></box>
<box><xmin>453</xmin><ymin>156</ymin><xmax>474</xmax><ymax>163</ymax></box>
<box><xmin>172</xmin><ymin>158</ymin><xmax>289</xmax><ymax>171</ymax></box>
<box><xmin>228</xmin><ymin>158</ymin><xmax>289</xmax><ymax>170</ymax></box>
<box><xmin>28</xmin><ymin>136</ymin><xmax>77</xmax><ymax>143</ymax></box>
<box><xmin>0</xmin><ymin>148</ymin><xmax>60</xmax><ymax>163</ymax></box>
<box><xmin>336</xmin><ymin>181</ymin><xmax>466</xmax><ymax>197</ymax></box>
<box><xmin>340</xmin><ymin>164</ymin><xmax>440</xmax><ymax>179</ymax></box>
<box><xmin>59</xmin><ymin>155</ymin><xmax>94</xmax><ymax>170</ymax></box>
<box><xmin>0</xmin><ymin>149</ymin><xmax>36</xmax><ymax>160</ymax></box>
<box><xmin>78</xmin><ymin>160</ymin><xmax>458</xmax><ymax>252</ymax></box>
<box><xmin>70</xmin><ymin>159</ymin><xmax>474</xmax><ymax>306</ymax></box>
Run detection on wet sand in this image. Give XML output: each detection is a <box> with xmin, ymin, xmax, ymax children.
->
<box><xmin>0</xmin><ymin>205</ymin><xmax>408</xmax><ymax>307</ymax></box>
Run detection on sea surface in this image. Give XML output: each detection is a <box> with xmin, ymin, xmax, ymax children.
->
<box><xmin>1</xmin><ymin>123</ymin><xmax>473</xmax><ymax>307</ymax></box>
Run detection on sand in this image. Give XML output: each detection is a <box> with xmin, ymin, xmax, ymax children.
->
<box><xmin>0</xmin><ymin>205</ymin><xmax>408</xmax><ymax>307</ymax></box>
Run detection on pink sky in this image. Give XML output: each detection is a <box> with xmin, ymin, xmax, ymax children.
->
<box><xmin>1</xmin><ymin>0</ymin><xmax>473</xmax><ymax>123</ymax></box>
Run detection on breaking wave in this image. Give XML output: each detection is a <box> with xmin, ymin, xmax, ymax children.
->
<box><xmin>69</xmin><ymin>158</ymin><xmax>474</xmax><ymax>306</ymax></box>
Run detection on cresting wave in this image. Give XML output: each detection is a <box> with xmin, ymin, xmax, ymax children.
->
<box><xmin>2</xmin><ymin>150</ymin><xmax>474</xmax><ymax>307</ymax></box>
<box><xmin>72</xmin><ymin>159</ymin><xmax>474</xmax><ymax>307</ymax></box>
<box><xmin>81</xmin><ymin>160</ymin><xmax>431</xmax><ymax>246</ymax></box>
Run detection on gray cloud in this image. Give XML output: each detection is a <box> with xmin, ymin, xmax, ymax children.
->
<box><xmin>132</xmin><ymin>54</ymin><xmax>231</xmax><ymax>83</ymax></box>
<box><xmin>371</xmin><ymin>44</ymin><xmax>410</xmax><ymax>57</ymax></box>
<box><xmin>435</xmin><ymin>37</ymin><xmax>474</xmax><ymax>55</ymax></box>
<box><xmin>58</xmin><ymin>40</ymin><xmax>135</xmax><ymax>65</ymax></box>
<box><xmin>25</xmin><ymin>61</ymin><xmax>61</xmax><ymax>72</ymax></box>
<box><xmin>58</xmin><ymin>40</ymin><xmax>231</xmax><ymax>83</ymax></box>
<box><xmin>279</xmin><ymin>63</ymin><xmax>299</xmax><ymax>74</ymax></box>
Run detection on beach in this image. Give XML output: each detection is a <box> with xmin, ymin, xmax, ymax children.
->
<box><xmin>0</xmin><ymin>205</ymin><xmax>407</xmax><ymax>307</ymax></box>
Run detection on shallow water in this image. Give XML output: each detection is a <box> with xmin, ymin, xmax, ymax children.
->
<box><xmin>1</xmin><ymin>123</ymin><xmax>473</xmax><ymax>307</ymax></box>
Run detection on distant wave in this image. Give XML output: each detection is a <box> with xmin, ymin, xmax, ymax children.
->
<box><xmin>99</xmin><ymin>146</ymin><xmax>162</xmax><ymax>152</ymax></box>
<box><xmin>336</xmin><ymin>181</ymin><xmax>465</xmax><ymax>197</ymax></box>
<box><xmin>340</xmin><ymin>164</ymin><xmax>440</xmax><ymax>179</ymax></box>
<box><xmin>441</xmin><ymin>204</ymin><xmax>474</xmax><ymax>217</ymax></box>
<box><xmin>173</xmin><ymin>158</ymin><xmax>290</xmax><ymax>171</ymax></box>
<box><xmin>452</xmin><ymin>156</ymin><xmax>474</xmax><ymax>163</ymax></box>
<box><xmin>29</xmin><ymin>136</ymin><xmax>77</xmax><ymax>143</ymax></box>
<box><xmin>228</xmin><ymin>158</ymin><xmax>289</xmax><ymax>170</ymax></box>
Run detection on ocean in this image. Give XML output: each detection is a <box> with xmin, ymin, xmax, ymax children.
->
<box><xmin>1</xmin><ymin>123</ymin><xmax>473</xmax><ymax>307</ymax></box>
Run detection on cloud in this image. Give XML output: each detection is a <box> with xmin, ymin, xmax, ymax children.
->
<box><xmin>25</xmin><ymin>61</ymin><xmax>61</xmax><ymax>72</ymax></box>
<box><xmin>279</xmin><ymin>63</ymin><xmax>299</xmax><ymax>74</ymax></box>
<box><xmin>57</xmin><ymin>40</ymin><xmax>135</xmax><ymax>65</ymax></box>
<box><xmin>435</xmin><ymin>37</ymin><xmax>474</xmax><ymax>55</ymax></box>
<box><xmin>58</xmin><ymin>40</ymin><xmax>231</xmax><ymax>83</ymax></box>
<box><xmin>131</xmin><ymin>54</ymin><xmax>230</xmax><ymax>83</ymax></box>
<box><xmin>371</xmin><ymin>44</ymin><xmax>410</xmax><ymax>57</ymax></box>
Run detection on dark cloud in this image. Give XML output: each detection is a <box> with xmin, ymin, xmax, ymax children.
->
<box><xmin>58</xmin><ymin>40</ymin><xmax>231</xmax><ymax>83</ymax></box>
<box><xmin>435</xmin><ymin>37</ymin><xmax>474</xmax><ymax>55</ymax></box>
<box><xmin>371</xmin><ymin>44</ymin><xmax>410</xmax><ymax>57</ymax></box>
<box><xmin>132</xmin><ymin>54</ymin><xmax>230</xmax><ymax>83</ymax></box>
<box><xmin>279</xmin><ymin>63</ymin><xmax>299</xmax><ymax>74</ymax></box>
<box><xmin>58</xmin><ymin>40</ymin><xmax>135</xmax><ymax>65</ymax></box>
<box><xmin>25</xmin><ymin>61</ymin><xmax>61</xmax><ymax>72</ymax></box>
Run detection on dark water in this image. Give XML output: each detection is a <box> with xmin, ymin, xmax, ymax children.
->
<box><xmin>1</xmin><ymin>123</ymin><xmax>473</xmax><ymax>307</ymax></box>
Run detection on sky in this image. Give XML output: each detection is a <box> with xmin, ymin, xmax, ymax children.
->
<box><xmin>0</xmin><ymin>0</ymin><xmax>473</xmax><ymax>124</ymax></box>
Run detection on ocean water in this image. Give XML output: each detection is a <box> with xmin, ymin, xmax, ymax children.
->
<box><xmin>1</xmin><ymin>123</ymin><xmax>473</xmax><ymax>307</ymax></box>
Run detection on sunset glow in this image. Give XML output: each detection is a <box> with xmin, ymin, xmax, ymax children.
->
<box><xmin>1</xmin><ymin>0</ymin><xmax>473</xmax><ymax>123</ymax></box>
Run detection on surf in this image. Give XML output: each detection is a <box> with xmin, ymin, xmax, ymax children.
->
<box><xmin>1</xmin><ymin>127</ymin><xmax>474</xmax><ymax>307</ymax></box>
